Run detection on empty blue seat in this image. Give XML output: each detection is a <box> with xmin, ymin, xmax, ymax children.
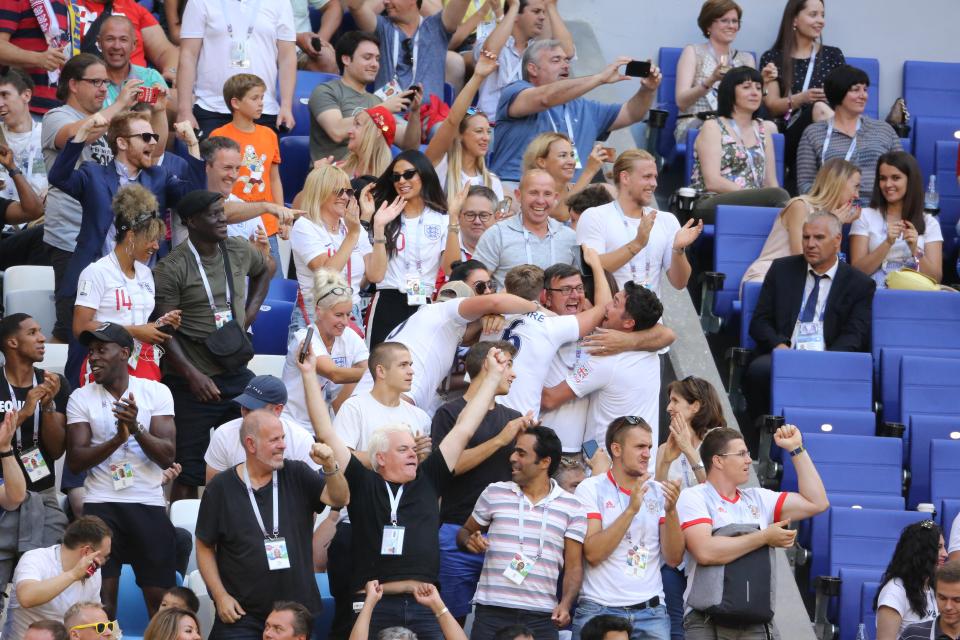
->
<box><xmin>907</xmin><ymin>415</ymin><xmax>960</xmax><ymax>508</ymax></box>
<box><xmin>712</xmin><ymin>205</ymin><xmax>781</xmax><ymax>323</ymax></box>
<box><xmin>313</xmin><ymin>573</ymin><xmax>335</xmax><ymax>640</ymax></box>
<box><xmin>941</xmin><ymin>498</ymin><xmax>960</xmax><ymax>536</ymax></box>
<box><xmin>656</xmin><ymin>47</ymin><xmax>684</xmax><ymax>163</ymax></box>
<box><xmin>935</xmin><ymin>141</ymin><xmax>960</xmax><ymax>259</ymax></box>
<box><xmin>289</xmin><ymin>72</ymin><xmax>339</xmax><ymax>137</ymax></box>
<box><xmin>117</xmin><ymin>566</ymin><xmax>183</xmax><ymax>637</ymax></box>
<box><xmin>900</xmin><ymin>355</ymin><xmax>960</xmax><ymax>434</ymax></box>
<box><xmin>911</xmin><ymin>115</ymin><xmax>960</xmax><ymax>182</ymax></box>
<box><xmin>739</xmin><ymin>281</ymin><xmax>762</xmax><ymax>350</ymax></box>
<box><xmin>878</xmin><ymin>346</ymin><xmax>960</xmax><ymax>424</ymax></box>
<box><xmin>903</xmin><ymin>61</ymin><xmax>960</xmax><ymax>119</ymax></box>
<box><xmin>251</xmin><ymin>301</ymin><xmax>295</xmax><ymax>355</ymax></box>
<box><xmin>837</xmin><ymin>567</ymin><xmax>881</xmax><ymax>640</ymax></box>
<box><xmin>279</xmin><ymin>136</ymin><xmax>311</xmax><ymax>206</ymax></box>
<box><xmin>267</xmin><ymin>278</ymin><xmax>300</xmax><ymax>304</ymax></box>
<box><xmin>683</xmin><ymin>128</ymin><xmax>785</xmax><ymax>187</ymax></box>
<box><xmin>859</xmin><ymin>581</ymin><xmax>880</xmax><ymax>636</ymax></box>
<box><xmin>872</xmin><ymin>290</ymin><xmax>960</xmax><ymax>382</ymax></box>
<box><xmin>930</xmin><ymin>439</ymin><xmax>960</xmax><ymax>507</ymax></box>
<box><xmin>845</xmin><ymin>57</ymin><xmax>880</xmax><ymax>120</ymax></box>
<box><xmin>771</xmin><ymin>350</ymin><xmax>873</xmax><ymax>415</ymax></box>
<box><xmin>782</xmin><ymin>407</ymin><xmax>876</xmax><ymax>438</ymax></box>
<box><xmin>781</xmin><ymin>434</ymin><xmax>902</xmax><ymax>497</ymax></box>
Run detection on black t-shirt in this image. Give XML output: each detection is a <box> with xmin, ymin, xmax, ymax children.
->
<box><xmin>195</xmin><ymin>461</ymin><xmax>327</xmax><ymax>619</ymax></box>
<box><xmin>345</xmin><ymin>451</ymin><xmax>453</xmax><ymax>591</ymax></box>
<box><xmin>432</xmin><ymin>398</ymin><xmax>519</xmax><ymax>526</ymax></box>
<box><xmin>0</xmin><ymin>198</ymin><xmax>11</xmax><ymax>226</ymax></box>
<box><xmin>0</xmin><ymin>368</ymin><xmax>70</xmax><ymax>492</ymax></box>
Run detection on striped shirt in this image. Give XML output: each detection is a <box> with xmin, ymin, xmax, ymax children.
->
<box><xmin>472</xmin><ymin>480</ymin><xmax>587</xmax><ymax>613</ymax></box>
<box><xmin>0</xmin><ymin>0</ymin><xmax>69</xmax><ymax>115</ymax></box>
<box><xmin>795</xmin><ymin>116</ymin><xmax>902</xmax><ymax>200</ymax></box>
<box><xmin>898</xmin><ymin>617</ymin><xmax>957</xmax><ymax>640</ymax></box>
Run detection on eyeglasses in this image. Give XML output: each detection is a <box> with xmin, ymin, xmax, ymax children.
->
<box><xmin>336</xmin><ymin>187</ymin><xmax>356</xmax><ymax>200</ymax></box>
<box><xmin>124</xmin><ymin>132</ymin><xmax>161</xmax><ymax>143</ymax></box>
<box><xmin>69</xmin><ymin>621</ymin><xmax>117</xmax><ymax>634</ymax></box>
<box><xmin>545</xmin><ymin>284</ymin><xmax>585</xmax><ymax>295</ymax></box>
<box><xmin>400</xmin><ymin>38</ymin><xmax>414</xmax><ymax>67</ymax></box>
<box><xmin>462</xmin><ymin>211</ymin><xmax>493</xmax><ymax>222</ymax></box>
<box><xmin>391</xmin><ymin>169</ymin><xmax>418</xmax><ymax>182</ymax></box>
<box><xmin>714</xmin><ymin>18</ymin><xmax>741</xmax><ymax>26</ymax></box>
<box><xmin>716</xmin><ymin>450</ymin><xmax>751</xmax><ymax>459</ymax></box>
<box><xmin>474</xmin><ymin>280</ymin><xmax>497</xmax><ymax>294</ymax></box>
<box><xmin>78</xmin><ymin>78</ymin><xmax>109</xmax><ymax>88</ymax></box>
<box><xmin>316</xmin><ymin>286</ymin><xmax>355</xmax><ymax>304</ymax></box>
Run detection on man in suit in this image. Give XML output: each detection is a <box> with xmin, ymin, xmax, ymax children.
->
<box><xmin>744</xmin><ymin>210</ymin><xmax>876</xmax><ymax>449</ymax></box>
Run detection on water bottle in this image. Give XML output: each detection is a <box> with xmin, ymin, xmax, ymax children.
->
<box><xmin>924</xmin><ymin>175</ymin><xmax>940</xmax><ymax>216</ymax></box>
<box><xmin>855</xmin><ymin>623</ymin><xmax>868</xmax><ymax>640</ymax></box>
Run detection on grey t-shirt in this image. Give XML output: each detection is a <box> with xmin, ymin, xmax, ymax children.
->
<box><xmin>308</xmin><ymin>79</ymin><xmax>380</xmax><ymax>162</ymax></box>
<box><xmin>374</xmin><ymin>13</ymin><xmax>451</xmax><ymax>104</ymax></box>
<box><xmin>41</xmin><ymin>105</ymin><xmax>112</xmax><ymax>251</ymax></box>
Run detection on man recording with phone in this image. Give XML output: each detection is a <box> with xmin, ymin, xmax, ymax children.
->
<box><xmin>97</xmin><ymin>16</ymin><xmax>171</xmax><ymax>110</ymax></box>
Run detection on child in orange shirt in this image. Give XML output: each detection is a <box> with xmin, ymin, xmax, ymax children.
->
<box><xmin>210</xmin><ymin>73</ymin><xmax>285</xmax><ymax>277</ymax></box>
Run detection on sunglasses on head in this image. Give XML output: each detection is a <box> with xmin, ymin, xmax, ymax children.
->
<box><xmin>124</xmin><ymin>132</ymin><xmax>160</xmax><ymax>143</ymax></box>
<box><xmin>70</xmin><ymin>621</ymin><xmax>117</xmax><ymax>634</ymax></box>
<box><xmin>474</xmin><ymin>280</ymin><xmax>497</xmax><ymax>294</ymax></box>
<box><xmin>391</xmin><ymin>169</ymin><xmax>418</xmax><ymax>182</ymax></box>
<box><xmin>316</xmin><ymin>286</ymin><xmax>355</xmax><ymax>304</ymax></box>
<box><xmin>336</xmin><ymin>187</ymin><xmax>356</xmax><ymax>199</ymax></box>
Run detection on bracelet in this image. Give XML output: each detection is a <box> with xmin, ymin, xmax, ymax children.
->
<box><xmin>131</xmin><ymin>422</ymin><xmax>145</xmax><ymax>436</ymax></box>
<box><xmin>372</xmin><ymin>237</ymin><xmax>386</xmax><ymax>244</ymax></box>
<box><xmin>691</xmin><ymin>463</ymin><xmax>705</xmax><ymax>472</ymax></box>
<box><xmin>320</xmin><ymin>462</ymin><xmax>341</xmax><ymax>476</ymax></box>
<box><xmin>627</xmin><ymin>242</ymin><xmax>640</xmax><ymax>256</ymax></box>
<box><xmin>0</xmin><ymin>450</ymin><xmax>15</xmax><ymax>458</ymax></box>
<box><xmin>435</xmin><ymin>606</ymin><xmax>449</xmax><ymax>619</ymax></box>
<box><xmin>789</xmin><ymin>446</ymin><xmax>805</xmax><ymax>458</ymax></box>
<box><xmin>447</xmin><ymin>224</ymin><xmax>460</xmax><ymax>233</ymax></box>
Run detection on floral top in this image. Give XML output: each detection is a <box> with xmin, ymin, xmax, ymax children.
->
<box><xmin>674</xmin><ymin>43</ymin><xmax>755</xmax><ymax>144</ymax></box>
<box><xmin>690</xmin><ymin>118</ymin><xmax>767</xmax><ymax>192</ymax></box>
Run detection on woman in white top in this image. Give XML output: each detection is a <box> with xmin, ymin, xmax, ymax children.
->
<box><xmin>282</xmin><ymin>269</ymin><xmax>369</xmax><ymax>431</ymax></box>
<box><xmin>674</xmin><ymin>0</ymin><xmax>756</xmax><ymax>144</ymax></box>
<box><xmin>851</xmin><ymin>151</ymin><xmax>943</xmax><ymax>288</ymax></box>
<box><xmin>364</xmin><ymin>150</ymin><xmax>449</xmax><ymax>347</ymax></box>
<box><xmin>521</xmin><ymin>132</ymin><xmax>610</xmax><ymax>224</ymax></box>
<box><xmin>425</xmin><ymin>52</ymin><xmax>503</xmax><ymax>202</ymax></box>
<box><xmin>874</xmin><ymin>520</ymin><xmax>948</xmax><ymax>640</ymax></box>
<box><xmin>73</xmin><ymin>185</ymin><xmax>181</xmax><ymax>385</ymax></box>
<box><xmin>290</xmin><ymin>164</ymin><xmax>373</xmax><ymax>335</ymax></box>
<box><xmin>655</xmin><ymin>375</ymin><xmax>726</xmax><ymax>489</ymax></box>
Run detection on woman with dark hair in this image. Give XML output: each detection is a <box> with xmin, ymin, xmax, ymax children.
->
<box><xmin>760</xmin><ymin>0</ymin><xmax>846</xmax><ymax>193</ymax></box>
<box><xmin>448</xmin><ymin>259</ymin><xmax>497</xmax><ymax>296</ymax></box>
<box><xmin>674</xmin><ymin>0</ymin><xmax>756</xmax><ymax>144</ymax></box>
<box><xmin>874</xmin><ymin>520</ymin><xmax>948</xmax><ymax>640</ymax></box>
<box><xmin>689</xmin><ymin>66</ymin><xmax>789</xmax><ymax>224</ymax></box>
<box><xmin>850</xmin><ymin>151</ymin><xmax>943</xmax><ymax>287</ymax></box>
<box><xmin>796</xmin><ymin>64</ymin><xmax>903</xmax><ymax>198</ymax></box>
<box><xmin>364</xmin><ymin>150</ymin><xmax>449</xmax><ymax>346</ymax></box>
<box><xmin>144</xmin><ymin>606</ymin><xmax>202</xmax><ymax>640</ymax></box>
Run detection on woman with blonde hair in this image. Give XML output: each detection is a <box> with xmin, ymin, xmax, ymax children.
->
<box><xmin>742</xmin><ymin>158</ymin><xmax>862</xmax><ymax>286</ymax></box>
<box><xmin>143</xmin><ymin>607</ymin><xmax>201</xmax><ymax>640</ymax></box>
<box><xmin>521</xmin><ymin>132</ymin><xmax>610</xmax><ymax>223</ymax></box>
<box><xmin>338</xmin><ymin>107</ymin><xmax>398</xmax><ymax>179</ymax></box>
<box><xmin>282</xmin><ymin>268</ymin><xmax>369</xmax><ymax>426</ymax></box>
<box><xmin>73</xmin><ymin>184</ymin><xmax>181</xmax><ymax>384</ymax></box>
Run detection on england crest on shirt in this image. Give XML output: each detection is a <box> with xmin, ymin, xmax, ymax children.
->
<box><xmin>425</xmin><ymin>224</ymin><xmax>442</xmax><ymax>241</ymax></box>
<box><xmin>332</xmin><ymin>357</ymin><xmax>347</xmax><ymax>367</ymax></box>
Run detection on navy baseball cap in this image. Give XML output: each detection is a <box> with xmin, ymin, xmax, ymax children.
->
<box><xmin>78</xmin><ymin>322</ymin><xmax>135</xmax><ymax>350</ymax></box>
<box><xmin>233</xmin><ymin>375</ymin><xmax>288</xmax><ymax>409</ymax></box>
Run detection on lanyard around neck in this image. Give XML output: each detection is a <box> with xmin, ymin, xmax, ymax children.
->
<box><xmin>217</xmin><ymin>0</ymin><xmax>264</xmax><ymax>44</ymax></box>
<box><xmin>3</xmin><ymin>368</ymin><xmax>39</xmax><ymax>451</ymax></box>
<box><xmin>727</xmin><ymin>118</ymin><xmax>764</xmax><ymax>187</ymax></box>
<box><xmin>392</xmin><ymin>19</ymin><xmax>422</xmax><ymax>82</ymax></box>
<box><xmin>521</xmin><ymin>222</ymin><xmax>555</xmax><ymax>266</ymax></box>
<box><xmin>821</xmin><ymin>116</ymin><xmax>862</xmax><ymax>164</ymax></box>
<box><xmin>800</xmin><ymin>41</ymin><xmax>818</xmax><ymax>93</ymax></box>
<box><xmin>613</xmin><ymin>201</ymin><xmax>647</xmax><ymax>283</ymax></box>
<box><xmin>608</xmin><ymin>471</ymin><xmax>646</xmax><ymax>543</ymax></box>
<box><xmin>400</xmin><ymin>214</ymin><xmax>425</xmax><ymax>276</ymax></box>
<box><xmin>243</xmin><ymin>466</ymin><xmax>279</xmax><ymax>539</ymax></box>
<box><xmin>517</xmin><ymin>488</ymin><xmax>553</xmax><ymax>560</ymax></box>
<box><xmin>544</xmin><ymin>107</ymin><xmax>575</xmax><ymax>144</ymax></box>
<box><xmin>385</xmin><ymin>481</ymin><xmax>404</xmax><ymax>525</ymax></box>
<box><xmin>186</xmin><ymin>240</ymin><xmax>231</xmax><ymax>311</ymax></box>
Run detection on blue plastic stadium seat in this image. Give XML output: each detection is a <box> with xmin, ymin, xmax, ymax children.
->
<box><xmin>941</xmin><ymin>498</ymin><xmax>960</xmax><ymax>536</ymax></box>
<box><xmin>935</xmin><ymin>141</ymin><xmax>960</xmax><ymax>259</ymax></box>
<box><xmin>859</xmin><ymin>581</ymin><xmax>880</xmax><ymax>636</ymax></box>
<box><xmin>844</xmin><ymin>57</ymin><xmax>880</xmax><ymax>120</ymax></box>
<box><xmin>836</xmin><ymin>567</ymin><xmax>882</xmax><ymax>640</ymax></box>
<box><xmin>267</xmin><ymin>278</ymin><xmax>300</xmax><ymax>304</ymax></box>
<box><xmin>783</xmin><ymin>407</ymin><xmax>876</xmax><ymax>439</ymax></box>
<box><xmin>900</xmin><ymin>355</ymin><xmax>960</xmax><ymax>440</ymax></box>
<box><xmin>739</xmin><ymin>281</ymin><xmax>762</xmax><ymax>350</ymax></box>
<box><xmin>871</xmin><ymin>289</ymin><xmax>960</xmax><ymax>383</ymax></box>
<box><xmin>907</xmin><ymin>415</ymin><xmax>960</xmax><ymax>508</ymax></box>
<box><xmin>911</xmin><ymin>115</ymin><xmax>960</xmax><ymax>182</ymax></box>
<box><xmin>712</xmin><ymin>205</ymin><xmax>781</xmax><ymax>323</ymax></box>
<box><xmin>656</xmin><ymin>47</ymin><xmax>684</xmax><ymax>164</ymax></box>
<box><xmin>878</xmin><ymin>346</ymin><xmax>960</xmax><ymax>426</ymax></box>
<box><xmin>279</xmin><ymin>136</ymin><xmax>311</xmax><ymax>206</ymax></box>
<box><xmin>288</xmin><ymin>72</ymin><xmax>339</xmax><ymax>138</ymax></box>
<box><xmin>251</xmin><ymin>301</ymin><xmax>295</xmax><ymax>355</ymax></box>
<box><xmin>781</xmin><ymin>434</ymin><xmax>902</xmax><ymax>497</ymax></box>
<box><xmin>118</xmin><ymin>566</ymin><xmax>183</xmax><ymax>637</ymax></box>
<box><xmin>903</xmin><ymin>60</ymin><xmax>960</xmax><ymax>119</ymax></box>
<box><xmin>771</xmin><ymin>350</ymin><xmax>873</xmax><ymax>415</ymax></box>
<box><xmin>312</xmin><ymin>573</ymin><xmax>335</xmax><ymax>640</ymax></box>
<box><xmin>683</xmin><ymin>128</ymin><xmax>785</xmax><ymax>187</ymax></box>
<box><xmin>930</xmin><ymin>439</ymin><xmax>960</xmax><ymax>507</ymax></box>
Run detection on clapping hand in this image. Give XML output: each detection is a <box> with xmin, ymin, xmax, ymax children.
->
<box><xmin>0</xmin><ymin>411</ymin><xmax>16</xmax><ymax>451</ymax></box>
<box><xmin>474</xmin><ymin>49</ymin><xmax>499</xmax><ymax>80</ymax></box>
<box><xmin>673</xmin><ymin>218</ymin><xmax>704</xmax><ymax>250</ymax></box>
<box><xmin>902</xmin><ymin>220</ymin><xmax>920</xmax><ymax>254</ymax></box>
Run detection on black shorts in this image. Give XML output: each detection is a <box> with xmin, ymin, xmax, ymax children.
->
<box><xmin>84</xmin><ymin>502</ymin><xmax>177</xmax><ymax>588</ymax></box>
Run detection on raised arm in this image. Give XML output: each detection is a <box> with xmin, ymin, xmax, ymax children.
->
<box><xmin>666</xmin><ymin>219</ymin><xmax>704</xmax><ymax>290</ymax></box>
<box><xmin>573</xmin><ymin>247</ymin><xmax>611</xmax><ymax>337</ymax></box>
<box><xmin>610</xmin><ymin>65</ymin><xmax>660</xmax><ymax>131</ymax></box>
<box><xmin>456</xmin><ymin>292</ymin><xmax>538</xmax><ymax>321</ymax></box>
<box><xmin>425</xmin><ymin>53</ymin><xmax>498</xmax><ymax>165</ymax></box>
<box><xmin>298</xmin><ymin>339</ymin><xmax>352</xmax><ymax>471</ymax></box>
<box><xmin>508</xmin><ymin>57</ymin><xmax>631</xmax><ymax>119</ymax></box>
<box><xmin>441</xmin><ymin>0</ymin><xmax>472</xmax><ymax>34</ymax></box>
<box><xmin>773</xmin><ymin>425</ymin><xmax>829</xmax><ymax>521</ymax></box>
<box><xmin>176</xmin><ymin>38</ymin><xmax>202</xmax><ymax>129</ymax></box>
<box><xmin>16</xmin><ymin>542</ymin><xmax>103</xmax><ymax>608</ymax></box>
<box><xmin>473</xmin><ymin>0</ymin><xmax>517</xmax><ymax>62</ymax></box>
<box><xmin>349</xmin><ymin>581</ymin><xmax>383</xmax><ymax>640</ymax></box>
<box><xmin>543</xmin><ymin>0</ymin><xmax>574</xmax><ymax>58</ymax></box>
<box><xmin>345</xmin><ymin>0</ymin><xmax>379</xmax><ymax>32</ymax></box>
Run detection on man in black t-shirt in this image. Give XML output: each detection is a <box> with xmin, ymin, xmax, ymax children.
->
<box><xmin>195</xmin><ymin>410</ymin><xmax>347</xmax><ymax>640</ymax></box>
<box><xmin>296</xmin><ymin>339</ymin><xmax>519</xmax><ymax>640</ymax></box>
<box><xmin>433</xmin><ymin>340</ymin><xmax>531</xmax><ymax>624</ymax></box>
<box><xmin>0</xmin><ymin>313</ymin><xmax>70</xmax><ymax>584</ymax></box>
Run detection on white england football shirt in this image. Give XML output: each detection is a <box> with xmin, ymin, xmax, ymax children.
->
<box><xmin>75</xmin><ymin>254</ymin><xmax>156</xmax><ymax>327</ymax></box>
<box><xmin>539</xmin><ymin>340</ymin><xmax>590</xmax><ymax>452</ymax></box>
<box><xmin>379</xmin><ymin>208</ymin><xmax>447</xmax><ymax>293</ymax></box>
<box><xmin>499</xmin><ymin>312</ymin><xmax>579</xmax><ymax>418</ymax></box>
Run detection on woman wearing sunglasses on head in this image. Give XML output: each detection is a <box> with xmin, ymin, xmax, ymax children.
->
<box><xmin>282</xmin><ymin>270</ymin><xmax>369</xmax><ymax>428</ymax></box>
<box><xmin>364</xmin><ymin>150</ymin><xmax>449</xmax><ymax>347</ymax></box>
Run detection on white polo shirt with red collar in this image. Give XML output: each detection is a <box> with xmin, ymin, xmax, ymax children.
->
<box><xmin>575</xmin><ymin>471</ymin><xmax>667</xmax><ymax>606</ymax></box>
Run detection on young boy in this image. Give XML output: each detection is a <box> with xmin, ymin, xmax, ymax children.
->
<box><xmin>159</xmin><ymin>586</ymin><xmax>200</xmax><ymax>614</ymax></box>
<box><xmin>209</xmin><ymin>74</ymin><xmax>284</xmax><ymax>274</ymax></box>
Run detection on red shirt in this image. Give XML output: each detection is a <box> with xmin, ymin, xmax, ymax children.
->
<box><xmin>0</xmin><ymin>0</ymin><xmax>69</xmax><ymax>115</ymax></box>
<box><xmin>73</xmin><ymin>0</ymin><xmax>159</xmax><ymax>67</ymax></box>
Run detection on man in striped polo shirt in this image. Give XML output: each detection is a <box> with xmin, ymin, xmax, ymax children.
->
<box><xmin>457</xmin><ymin>425</ymin><xmax>587</xmax><ymax>640</ymax></box>
<box><xmin>899</xmin><ymin>561</ymin><xmax>960</xmax><ymax>640</ymax></box>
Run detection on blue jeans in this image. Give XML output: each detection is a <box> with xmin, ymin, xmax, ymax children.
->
<box><xmin>268</xmin><ymin>234</ymin><xmax>284</xmax><ymax>280</ymax></box>
<box><xmin>572</xmin><ymin>599</ymin><xmax>670</xmax><ymax>640</ymax></box>
<box><xmin>660</xmin><ymin>565</ymin><xmax>686</xmax><ymax>640</ymax></box>
<box><xmin>357</xmin><ymin>593</ymin><xmax>443</xmax><ymax>640</ymax></box>
<box><xmin>438</xmin><ymin>522</ymin><xmax>484</xmax><ymax>618</ymax></box>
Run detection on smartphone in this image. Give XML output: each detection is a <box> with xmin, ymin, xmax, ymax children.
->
<box><xmin>407</xmin><ymin>84</ymin><xmax>423</xmax><ymax>94</ymax></box>
<box><xmin>136</xmin><ymin>86</ymin><xmax>159</xmax><ymax>104</ymax></box>
<box><xmin>495</xmin><ymin>196</ymin><xmax>512</xmax><ymax>218</ymax></box>
<box><xmin>277</xmin><ymin>123</ymin><xmax>291</xmax><ymax>134</ymax></box>
<box><xmin>625</xmin><ymin>60</ymin><xmax>652</xmax><ymax>78</ymax></box>
<box><xmin>311</xmin><ymin>36</ymin><xmax>323</xmax><ymax>52</ymax></box>
<box><xmin>85</xmin><ymin>561</ymin><xmax>98</xmax><ymax>577</ymax></box>
<box><xmin>299</xmin><ymin>326</ymin><xmax>315</xmax><ymax>363</ymax></box>
<box><xmin>582</xmin><ymin>439</ymin><xmax>599</xmax><ymax>459</ymax></box>
<box><xmin>602</xmin><ymin>146</ymin><xmax>617</xmax><ymax>160</ymax></box>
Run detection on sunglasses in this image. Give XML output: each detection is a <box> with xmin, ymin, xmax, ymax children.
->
<box><xmin>474</xmin><ymin>280</ymin><xmax>497</xmax><ymax>294</ymax></box>
<box><xmin>70</xmin><ymin>621</ymin><xmax>117</xmax><ymax>634</ymax></box>
<box><xmin>316</xmin><ymin>286</ymin><xmax>355</xmax><ymax>304</ymax></box>
<box><xmin>124</xmin><ymin>132</ymin><xmax>161</xmax><ymax>144</ymax></box>
<box><xmin>336</xmin><ymin>187</ymin><xmax>356</xmax><ymax>200</ymax></box>
<box><xmin>400</xmin><ymin>38</ymin><xmax>414</xmax><ymax>67</ymax></box>
<box><xmin>391</xmin><ymin>169</ymin><xmax>418</xmax><ymax>182</ymax></box>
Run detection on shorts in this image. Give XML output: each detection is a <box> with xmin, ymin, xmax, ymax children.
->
<box><xmin>84</xmin><ymin>502</ymin><xmax>177</xmax><ymax>588</ymax></box>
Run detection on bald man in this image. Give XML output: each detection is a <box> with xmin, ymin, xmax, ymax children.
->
<box><xmin>97</xmin><ymin>15</ymin><xmax>170</xmax><ymax>109</ymax></box>
<box><xmin>474</xmin><ymin>169</ymin><xmax>579</xmax><ymax>287</ymax></box>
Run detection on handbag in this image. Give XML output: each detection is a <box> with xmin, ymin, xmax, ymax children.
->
<box><xmin>885</xmin><ymin>98</ymin><xmax>911</xmax><ymax>139</ymax></box>
<box><xmin>203</xmin><ymin>242</ymin><xmax>254</xmax><ymax>370</ymax></box>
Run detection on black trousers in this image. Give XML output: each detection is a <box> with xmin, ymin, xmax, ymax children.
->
<box><xmin>365</xmin><ymin>289</ymin><xmax>420</xmax><ymax>348</ymax></box>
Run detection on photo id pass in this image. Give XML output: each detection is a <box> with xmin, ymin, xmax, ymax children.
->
<box><xmin>230</xmin><ymin>41</ymin><xmax>251</xmax><ymax>68</ymax></box>
<box><xmin>110</xmin><ymin>460</ymin><xmax>135</xmax><ymax>490</ymax></box>
<box><xmin>503</xmin><ymin>552</ymin><xmax>535</xmax><ymax>585</ymax></box>
<box><xmin>20</xmin><ymin>447</ymin><xmax>51</xmax><ymax>483</ymax></box>
<box><xmin>405</xmin><ymin>276</ymin><xmax>427</xmax><ymax>306</ymax></box>
<box><xmin>214</xmin><ymin>308</ymin><xmax>234</xmax><ymax>329</ymax></box>
<box><xmin>625</xmin><ymin>543</ymin><xmax>649</xmax><ymax>576</ymax></box>
<box><xmin>264</xmin><ymin>538</ymin><xmax>291</xmax><ymax>570</ymax></box>
<box><xmin>381</xmin><ymin>525</ymin><xmax>405</xmax><ymax>555</ymax></box>
<box><xmin>795</xmin><ymin>321</ymin><xmax>825</xmax><ymax>352</ymax></box>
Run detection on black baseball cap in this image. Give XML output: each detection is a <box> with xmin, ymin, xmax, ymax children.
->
<box><xmin>78</xmin><ymin>322</ymin><xmax>134</xmax><ymax>350</ymax></box>
<box><xmin>177</xmin><ymin>190</ymin><xmax>223</xmax><ymax>222</ymax></box>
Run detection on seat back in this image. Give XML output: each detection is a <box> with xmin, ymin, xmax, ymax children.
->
<box><xmin>740</xmin><ymin>281</ymin><xmax>762</xmax><ymax>350</ymax></box>
<box><xmin>844</xmin><ymin>57</ymin><xmax>880</xmax><ymax>119</ymax></box>
<box><xmin>313</xmin><ymin>573</ymin><xmax>336</xmax><ymax>640</ymax></box>
<box><xmin>2</xmin><ymin>265</ymin><xmax>54</xmax><ymax>292</ymax></box>
<box><xmin>170</xmin><ymin>499</ymin><xmax>201</xmax><ymax>575</ymax></box>
<box><xmin>771</xmin><ymin>350</ymin><xmax>873</xmax><ymax>414</ymax></box>
<box><xmin>781</xmin><ymin>407</ymin><xmax>876</xmax><ymax>438</ymax></box>
<box><xmin>872</xmin><ymin>290</ymin><xmax>960</xmax><ymax>378</ymax></box>
<box><xmin>912</xmin><ymin>115</ymin><xmax>960</xmax><ymax>181</ymax></box>
<box><xmin>267</xmin><ymin>278</ymin><xmax>300</xmax><ymax>304</ymax></box>
<box><xmin>248</xmin><ymin>354</ymin><xmax>286</xmax><ymax>378</ymax></box>
<box><xmin>930</xmin><ymin>439</ymin><xmax>960</xmax><ymax>506</ymax></box>
<box><xmin>278</xmin><ymin>136</ymin><xmax>311</xmax><ymax>205</ymax></box>
<box><xmin>900</xmin><ymin>355</ymin><xmax>960</xmax><ymax>426</ymax></box>
<box><xmin>4</xmin><ymin>289</ymin><xmax>56</xmax><ymax>338</ymax></box>
<box><xmin>907</xmin><ymin>414</ymin><xmax>960</xmax><ymax>507</ymax></box>
<box><xmin>837</xmin><ymin>567</ymin><xmax>883</xmax><ymax>640</ymax></box>
<box><xmin>185</xmin><ymin>570</ymin><xmax>215</xmax><ymax>640</ymax></box>
<box><xmin>251</xmin><ymin>301</ymin><xmax>295</xmax><ymax>355</ymax></box>
<box><xmin>935</xmin><ymin>141</ymin><xmax>960</xmax><ymax>258</ymax></box>
<box><xmin>859</xmin><ymin>581</ymin><xmax>881</xmax><ymax>637</ymax></box>
<box><xmin>780</xmin><ymin>433</ymin><xmax>901</xmax><ymax>496</ymax></box>
<box><xmin>878</xmin><ymin>346</ymin><xmax>960</xmax><ymax>423</ymax></box>
<box><xmin>684</xmin><ymin>128</ymin><xmax>785</xmax><ymax>188</ymax></box>
<box><xmin>713</xmin><ymin>205</ymin><xmax>781</xmax><ymax>321</ymax></box>
<box><xmin>941</xmin><ymin>498</ymin><xmax>960</xmax><ymax>537</ymax></box>
<box><xmin>903</xmin><ymin>61</ymin><xmax>960</xmax><ymax>119</ymax></box>
<box><xmin>656</xmin><ymin>47</ymin><xmax>683</xmax><ymax>160</ymax></box>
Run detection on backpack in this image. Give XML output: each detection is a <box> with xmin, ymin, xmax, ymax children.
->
<box><xmin>686</xmin><ymin>522</ymin><xmax>777</xmax><ymax>627</ymax></box>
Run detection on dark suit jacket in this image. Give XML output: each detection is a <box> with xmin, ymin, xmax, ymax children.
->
<box><xmin>749</xmin><ymin>254</ymin><xmax>876</xmax><ymax>355</ymax></box>
<box><xmin>48</xmin><ymin>140</ymin><xmax>205</xmax><ymax>301</ymax></box>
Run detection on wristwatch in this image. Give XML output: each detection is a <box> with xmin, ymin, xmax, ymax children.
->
<box><xmin>789</xmin><ymin>446</ymin><xmax>805</xmax><ymax>458</ymax></box>
<box><xmin>6</xmin><ymin>167</ymin><xmax>22</xmax><ymax>178</ymax></box>
<box><xmin>130</xmin><ymin>422</ymin><xmax>145</xmax><ymax>436</ymax></box>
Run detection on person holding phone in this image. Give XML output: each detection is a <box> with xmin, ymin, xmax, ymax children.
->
<box><xmin>97</xmin><ymin>16</ymin><xmax>170</xmax><ymax>110</ymax></box>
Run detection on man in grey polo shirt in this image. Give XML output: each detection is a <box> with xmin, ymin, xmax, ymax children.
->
<box><xmin>474</xmin><ymin>169</ymin><xmax>578</xmax><ymax>287</ymax></box>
